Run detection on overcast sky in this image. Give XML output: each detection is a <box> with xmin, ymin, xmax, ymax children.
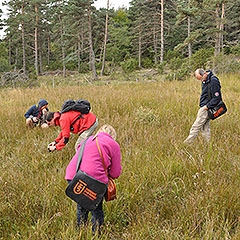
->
<box><xmin>95</xmin><ymin>0</ymin><xmax>130</xmax><ymax>9</ymax></box>
<box><xmin>0</xmin><ymin>0</ymin><xmax>130</xmax><ymax>38</ymax></box>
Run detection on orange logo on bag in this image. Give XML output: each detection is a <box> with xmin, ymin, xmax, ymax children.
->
<box><xmin>73</xmin><ymin>180</ymin><xmax>97</xmax><ymax>201</ymax></box>
<box><xmin>214</xmin><ymin>107</ymin><xmax>223</xmax><ymax>117</ymax></box>
<box><xmin>73</xmin><ymin>180</ymin><xmax>87</xmax><ymax>194</ymax></box>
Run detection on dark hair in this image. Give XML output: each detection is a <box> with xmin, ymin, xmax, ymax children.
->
<box><xmin>44</xmin><ymin>112</ymin><xmax>55</xmax><ymax>122</ymax></box>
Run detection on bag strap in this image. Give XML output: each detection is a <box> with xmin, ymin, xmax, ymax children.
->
<box><xmin>207</xmin><ymin>75</ymin><xmax>213</xmax><ymax>101</ymax></box>
<box><xmin>207</xmin><ymin>82</ymin><xmax>211</xmax><ymax>101</ymax></box>
<box><xmin>76</xmin><ymin>138</ymin><xmax>88</xmax><ymax>172</ymax></box>
<box><xmin>71</xmin><ymin>114</ymin><xmax>84</xmax><ymax>130</ymax></box>
<box><xmin>96</xmin><ymin>137</ymin><xmax>108</xmax><ymax>178</ymax></box>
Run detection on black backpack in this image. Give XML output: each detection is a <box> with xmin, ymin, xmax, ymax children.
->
<box><xmin>61</xmin><ymin>99</ymin><xmax>91</xmax><ymax>114</ymax></box>
<box><xmin>60</xmin><ymin>99</ymin><xmax>91</xmax><ymax>131</ymax></box>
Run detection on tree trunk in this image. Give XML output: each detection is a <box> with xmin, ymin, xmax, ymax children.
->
<box><xmin>35</xmin><ymin>4</ymin><xmax>39</xmax><ymax>76</ymax></box>
<box><xmin>188</xmin><ymin>0</ymin><xmax>192</xmax><ymax>64</ymax></box>
<box><xmin>138</xmin><ymin>23</ymin><xmax>142</xmax><ymax>68</ymax></box>
<box><xmin>8</xmin><ymin>38</ymin><xmax>12</xmax><ymax>67</ymax></box>
<box><xmin>21</xmin><ymin>0</ymin><xmax>26</xmax><ymax>75</ymax></box>
<box><xmin>58</xmin><ymin>15</ymin><xmax>66</xmax><ymax>78</ymax></box>
<box><xmin>101</xmin><ymin>0</ymin><xmax>109</xmax><ymax>76</ymax></box>
<box><xmin>47</xmin><ymin>35</ymin><xmax>50</xmax><ymax>66</ymax></box>
<box><xmin>160</xmin><ymin>0</ymin><xmax>164</xmax><ymax>63</ymax></box>
<box><xmin>88</xmin><ymin>0</ymin><xmax>97</xmax><ymax>80</ymax></box>
<box><xmin>39</xmin><ymin>49</ymin><xmax>43</xmax><ymax>74</ymax></box>
<box><xmin>188</xmin><ymin>16</ymin><xmax>192</xmax><ymax>62</ymax></box>
<box><xmin>153</xmin><ymin>14</ymin><xmax>158</xmax><ymax>65</ymax></box>
<box><xmin>214</xmin><ymin>5</ymin><xmax>221</xmax><ymax>56</ymax></box>
<box><xmin>77</xmin><ymin>33</ymin><xmax>81</xmax><ymax>73</ymax></box>
<box><xmin>14</xmin><ymin>47</ymin><xmax>18</xmax><ymax>71</ymax></box>
<box><xmin>220</xmin><ymin>3</ymin><xmax>225</xmax><ymax>51</ymax></box>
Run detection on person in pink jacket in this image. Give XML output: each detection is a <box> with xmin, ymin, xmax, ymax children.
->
<box><xmin>66</xmin><ymin>124</ymin><xmax>122</xmax><ymax>233</ymax></box>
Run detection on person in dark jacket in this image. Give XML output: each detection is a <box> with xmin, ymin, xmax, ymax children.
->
<box><xmin>24</xmin><ymin>99</ymin><xmax>49</xmax><ymax>128</ymax></box>
<box><xmin>184</xmin><ymin>69</ymin><xmax>222</xmax><ymax>144</ymax></box>
<box><xmin>45</xmin><ymin>110</ymin><xmax>98</xmax><ymax>151</ymax></box>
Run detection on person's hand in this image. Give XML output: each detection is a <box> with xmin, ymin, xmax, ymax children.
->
<box><xmin>42</xmin><ymin>109</ymin><xmax>47</xmax><ymax>114</ymax></box>
<box><xmin>48</xmin><ymin>142</ymin><xmax>56</xmax><ymax>148</ymax></box>
<box><xmin>33</xmin><ymin>117</ymin><xmax>38</xmax><ymax>122</ymax></box>
<box><xmin>48</xmin><ymin>145</ymin><xmax>56</xmax><ymax>152</ymax></box>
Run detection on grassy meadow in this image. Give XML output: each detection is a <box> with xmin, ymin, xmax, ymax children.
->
<box><xmin>0</xmin><ymin>74</ymin><xmax>240</xmax><ymax>239</ymax></box>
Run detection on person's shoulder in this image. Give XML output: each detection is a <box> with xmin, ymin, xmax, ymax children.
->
<box><xmin>211</xmin><ymin>75</ymin><xmax>220</xmax><ymax>84</ymax></box>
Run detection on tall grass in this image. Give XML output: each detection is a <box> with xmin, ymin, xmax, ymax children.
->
<box><xmin>0</xmin><ymin>74</ymin><xmax>239</xmax><ymax>239</ymax></box>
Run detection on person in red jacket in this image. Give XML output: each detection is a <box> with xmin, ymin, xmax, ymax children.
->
<box><xmin>45</xmin><ymin>111</ymin><xmax>98</xmax><ymax>151</ymax></box>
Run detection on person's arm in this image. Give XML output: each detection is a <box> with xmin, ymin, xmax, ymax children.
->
<box><xmin>207</xmin><ymin>78</ymin><xmax>221</xmax><ymax>109</ymax></box>
<box><xmin>108</xmin><ymin>142</ymin><xmax>122</xmax><ymax>179</ymax></box>
<box><xmin>24</xmin><ymin>106</ymin><xmax>34</xmax><ymax>118</ymax></box>
<box><xmin>54</xmin><ymin>118</ymin><xmax>71</xmax><ymax>151</ymax></box>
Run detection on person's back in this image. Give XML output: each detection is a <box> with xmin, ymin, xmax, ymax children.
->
<box><xmin>59</xmin><ymin>111</ymin><xmax>97</xmax><ymax>135</ymax></box>
<box><xmin>65</xmin><ymin>132</ymin><xmax>121</xmax><ymax>184</ymax></box>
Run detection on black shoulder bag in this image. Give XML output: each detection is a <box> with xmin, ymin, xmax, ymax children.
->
<box><xmin>65</xmin><ymin>138</ymin><xmax>107</xmax><ymax>211</ymax></box>
<box><xmin>207</xmin><ymin>82</ymin><xmax>227</xmax><ymax>120</ymax></box>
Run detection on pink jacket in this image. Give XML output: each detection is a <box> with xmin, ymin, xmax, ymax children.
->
<box><xmin>65</xmin><ymin>132</ymin><xmax>122</xmax><ymax>184</ymax></box>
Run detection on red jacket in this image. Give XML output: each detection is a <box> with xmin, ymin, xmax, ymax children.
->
<box><xmin>54</xmin><ymin>111</ymin><xmax>97</xmax><ymax>150</ymax></box>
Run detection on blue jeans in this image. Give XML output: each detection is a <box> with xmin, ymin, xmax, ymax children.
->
<box><xmin>67</xmin><ymin>180</ymin><xmax>104</xmax><ymax>233</ymax></box>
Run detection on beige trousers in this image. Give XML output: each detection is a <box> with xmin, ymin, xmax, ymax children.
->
<box><xmin>184</xmin><ymin>106</ymin><xmax>211</xmax><ymax>144</ymax></box>
<box><xmin>74</xmin><ymin>118</ymin><xmax>98</xmax><ymax>151</ymax></box>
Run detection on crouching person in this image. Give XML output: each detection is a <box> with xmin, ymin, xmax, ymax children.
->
<box><xmin>24</xmin><ymin>99</ymin><xmax>49</xmax><ymax>128</ymax></box>
<box><xmin>65</xmin><ymin>124</ymin><xmax>122</xmax><ymax>234</ymax></box>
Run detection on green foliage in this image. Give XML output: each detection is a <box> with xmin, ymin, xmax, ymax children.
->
<box><xmin>190</xmin><ymin>48</ymin><xmax>214</xmax><ymax>70</ymax></box>
<box><xmin>169</xmin><ymin>57</ymin><xmax>184</xmax><ymax>71</ymax></box>
<box><xmin>141</xmin><ymin>57</ymin><xmax>153</xmax><ymax>68</ymax></box>
<box><xmin>78</xmin><ymin>62</ymin><xmax>89</xmax><ymax>73</ymax></box>
<box><xmin>157</xmin><ymin>62</ymin><xmax>165</xmax><ymax>74</ymax></box>
<box><xmin>165</xmin><ymin>49</ymin><xmax>183</xmax><ymax>63</ymax></box>
<box><xmin>0</xmin><ymin>58</ymin><xmax>10</xmax><ymax>72</ymax></box>
<box><xmin>48</xmin><ymin>61</ymin><xmax>63</xmax><ymax>71</ymax></box>
<box><xmin>229</xmin><ymin>45</ymin><xmax>240</xmax><ymax>55</ymax></box>
<box><xmin>121</xmin><ymin>58</ymin><xmax>138</xmax><ymax>72</ymax></box>
<box><xmin>0</xmin><ymin>42</ymin><xmax>10</xmax><ymax>72</ymax></box>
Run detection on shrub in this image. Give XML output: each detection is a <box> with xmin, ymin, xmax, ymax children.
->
<box><xmin>142</xmin><ymin>57</ymin><xmax>153</xmax><ymax>68</ymax></box>
<box><xmin>190</xmin><ymin>48</ymin><xmax>214</xmax><ymax>70</ymax></box>
<box><xmin>157</xmin><ymin>62</ymin><xmax>165</xmax><ymax>74</ymax></box>
<box><xmin>165</xmin><ymin>49</ymin><xmax>183</xmax><ymax>63</ymax></box>
<box><xmin>229</xmin><ymin>45</ymin><xmax>240</xmax><ymax>55</ymax></box>
<box><xmin>134</xmin><ymin>106</ymin><xmax>160</xmax><ymax>123</ymax></box>
<box><xmin>121</xmin><ymin>58</ymin><xmax>139</xmax><ymax>72</ymax></box>
<box><xmin>79</xmin><ymin>62</ymin><xmax>89</xmax><ymax>73</ymax></box>
<box><xmin>210</xmin><ymin>53</ymin><xmax>240</xmax><ymax>74</ymax></box>
<box><xmin>169</xmin><ymin>57</ymin><xmax>184</xmax><ymax>71</ymax></box>
<box><xmin>0</xmin><ymin>58</ymin><xmax>10</xmax><ymax>72</ymax></box>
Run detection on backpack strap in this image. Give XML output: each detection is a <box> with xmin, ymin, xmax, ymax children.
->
<box><xmin>70</xmin><ymin>114</ymin><xmax>85</xmax><ymax>131</ymax></box>
<box><xmin>96</xmin><ymin>137</ymin><xmax>108</xmax><ymax>178</ymax></box>
<box><xmin>76</xmin><ymin>138</ymin><xmax>89</xmax><ymax>172</ymax></box>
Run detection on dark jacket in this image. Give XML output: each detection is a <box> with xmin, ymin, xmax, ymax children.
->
<box><xmin>199</xmin><ymin>71</ymin><xmax>222</xmax><ymax>109</ymax></box>
<box><xmin>24</xmin><ymin>99</ymin><xmax>48</xmax><ymax>119</ymax></box>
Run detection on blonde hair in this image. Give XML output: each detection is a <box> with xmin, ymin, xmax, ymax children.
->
<box><xmin>96</xmin><ymin>124</ymin><xmax>117</xmax><ymax>140</ymax></box>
